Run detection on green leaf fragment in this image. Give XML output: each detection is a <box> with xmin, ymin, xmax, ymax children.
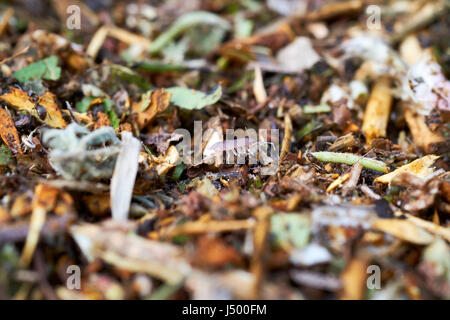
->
<box><xmin>140</xmin><ymin>91</ymin><xmax>153</xmax><ymax>112</ymax></box>
<box><xmin>136</xmin><ymin>60</ymin><xmax>188</xmax><ymax>73</ymax></box>
<box><xmin>13</xmin><ymin>56</ymin><xmax>61</xmax><ymax>83</ymax></box>
<box><xmin>76</xmin><ymin>97</ymin><xmax>95</xmax><ymax>113</ymax></box>
<box><xmin>149</xmin><ymin>11</ymin><xmax>231</xmax><ymax>54</ymax></box>
<box><xmin>303</xmin><ymin>103</ymin><xmax>331</xmax><ymax>114</ymax></box>
<box><xmin>171</xmin><ymin>163</ymin><xmax>186</xmax><ymax>182</ymax></box>
<box><xmin>109</xmin><ymin>64</ymin><xmax>151</xmax><ymax>91</ymax></box>
<box><xmin>270</xmin><ymin>213</ymin><xmax>310</xmax><ymax>249</ymax></box>
<box><xmin>297</xmin><ymin>120</ymin><xmax>322</xmax><ymax>139</ymax></box>
<box><xmin>103</xmin><ymin>98</ymin><xmax>120</xmax><ymax>129</ymax></box>
<box><xmin>0</xmin><ymin>145</ymin><xmax>13</xmax><ymax>165</ymax></box>
<box><xmin>167</xmin><ymin>85</ymin><xmax>222</xmax><ymax>110</ymax></box>
<box><xmin>234</xmin><ymin>13</ymin><xmax>253</xmax><ymax>38</ymax></box>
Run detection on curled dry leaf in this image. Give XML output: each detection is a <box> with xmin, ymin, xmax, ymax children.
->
<box><xmin>132</xmin><ymin>89</ymin><xmax>172</xmax><ymax>130</ymax></box>
<box><xmin>0</xmin><ymin>87</ymin><xmax>66</xmax><ymax>128</ymax></box>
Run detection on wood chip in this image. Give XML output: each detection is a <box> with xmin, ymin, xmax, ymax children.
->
<box><xmin>20</xmin><ymin>184</ymin><xmax>59</xmax><ymax>266</ymax></box>
<box><xmin>372</xmin><ymin>219</ymin><xmax>434</xmax><ymax>245</ymax></box>
<box><xmin>374</xmin><ymin>155</ymin><xmax>440</xmax><ymax>184</ymax></box>
<box><xmin>362</xmin><ymin>77</ymin><xmax>393</xmax><ymax>144</ymax></box>
<box><xmin>253</xmin><ymin>65</ymin><xmax>267</xmax><ymax>104</ymax></box>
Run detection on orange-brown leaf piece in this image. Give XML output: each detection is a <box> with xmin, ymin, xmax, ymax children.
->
<box><xmin>94</xmin><ymin>111</ymin><xmax>111</xmax><ymax>130</ymax></box>
<box><xmin>194</xmin><ymin>235</ymin><xmax>243</xmax><ymax>269</ymax></box>
<box><xmin>0</xmin><ymin>87</ymin><xmax>67</xmax><ymax>128</ymax></box>
<box><xmin>132</xmin><ymin>89</ymin><xmax>172</xmax><ymax>130</ymax></box>
<box><xmin>0</xmin><ymin>107</ymin><xmax>22</xmax><ymax>154</ymax></box>
<box><xmin>37</xmin><ymin>91</ymin><xmax>67</xmax><ymax>128</ymax></box>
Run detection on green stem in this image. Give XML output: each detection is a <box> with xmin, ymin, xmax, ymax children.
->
<box><xmin>303</xmin><ymin>104</ymin><xmax>331</xmax><ymax>114</ymax></box>
<box><xmin>311</xmin><ymin>152</ymin><xmax>388</xmax><ymax>173</ymax></box>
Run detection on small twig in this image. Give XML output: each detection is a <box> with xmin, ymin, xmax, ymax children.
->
<box><xmin>161</xmin><ymin>219</ymin><xmax>255</xmax><ymax>238</ymax></box>
<box><xmin>250</xmin><ymin>206</ymin><xmax>272</xmax><ymax>299</ymax></box>
<box><xmin>107</xmin><ymin>26</ymin><xmax>152</xmax><ymax>47</ymax></box>
<box><xmin>86</xmin><ymin>26</ymin><xmax>108</xmax><ymax>59</ymax></box>
<box><xmin>360</xmin><ymin>185</ymin><xmax>381</xmax><ymax>200</ymax></box>
<box><xmin>342</xmin><ymin>163</ymin><xmax>363</xmax><ymax>196</ymax></box>
<box><xmin>0</xmin><ymin>46</ymin><xmax>29</xmax><ymax>66</ymax></box>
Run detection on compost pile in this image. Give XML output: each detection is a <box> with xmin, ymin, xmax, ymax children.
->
<box><xmin>0</xmin><ymin>0</ymin><xmax>449</xmax><ymax>300</ymax></box>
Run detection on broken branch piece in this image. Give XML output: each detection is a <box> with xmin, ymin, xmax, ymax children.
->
<box><xmin>362</xmin><ymin>77</ymin><xmax>393</xmax><ymax>144</ymax></box>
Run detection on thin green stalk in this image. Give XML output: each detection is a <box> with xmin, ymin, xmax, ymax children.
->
<box><xmin>311</xmin><ymin>152</ymin><xmax>388</xmax><ymax>173</ymax></box>
<box><xmin>303</xmin><ymin>104</ymin><xmax>331</xmax><ymax>114</ymax></box>
<box><xmin>149</xmin><ymin>11</ymin><xmax>230</xmax><ymax>54</ymax></box>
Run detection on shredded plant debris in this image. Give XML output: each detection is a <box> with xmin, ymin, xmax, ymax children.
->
<box><xmin>0</xmin><ymin>0</ymin><xmax>449</xmax><ymax>301</ymax></box>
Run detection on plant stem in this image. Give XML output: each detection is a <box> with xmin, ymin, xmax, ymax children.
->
<box><xmin>311</xmin><ymin>151</ymin><xmax>388</xmax><ymax>173</ymax></box>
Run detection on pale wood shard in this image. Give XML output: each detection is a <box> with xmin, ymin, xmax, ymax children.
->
<box><xmin>340</xmin><ymin>258</ymin><xmax>368</xmax><ymax>300</ymax></box>
<box><xmin>329</xmin><ymin>133</ymin><xmax>357</xmax><ymax>152</ymax></box>
<box><xmin>362</xmin><ymin>76</ymin><xmax>393</xmax><ymax>144</ymax></box>
<box><xmin>86</xmin><ymin>26</ymin><xmax>108</xmax><ymax>59</ymax></box>
<box><xmin>375</xmin><ymin>155</ymin><xmax>440</xmax><ymax>184</ymax></box>
<box><xmin>404</xmin><ymin>105</ymin><xmax>445</xmax><ymax>153</ymax></box>
<box><xmin>371</xmin><ymin>219</ymin><xmax>434</xmax><ymax>245</ymax></box>
<box><xmin>279</xmin><ymin>113</ymin><xmax>292</xmax><ymax>161</ymax></box>
<box><xmin>253</xmin><ymin>65</ymin><xmax>267</xmax><ymax>104</ymax></box>
<box><xmin>250</xmin><ymin>206</ymin><xmax>273</xmax><ymax>299</ymax></box>
<box><xmin>402</xmin><ymin>212</ymin><xmax>450</xmax><ymax>242</ymax></box>
<box><xmin>326</xmin><ymin>172</ymin><xmax>350</xmax><ymax>193</ymax></box>
<box><xmin>107</xmin><ymin>26</ymin><xmax>152</xmax><ymax>48</ymax></box>
<box><xmin>0</xmin><ymin>8</ymin><xmax>14</xmax><ymax>38</ymax></box>
<box><xmin>87</xmin><ymin>26</ymin><xmax>152</xmax><ymax>60</ymax></box>
<box><xmin>20</xmin><ymin>184</ymin><xmax>59</xmax><ymax>266</ymax></box>
<box><xmin>162</xmin><ymin>218</ymin><xmax>256</xmax><ymax>238</ymax></box>
<box><xmin>399</xmin><ymin>35</ymin><xmax>423</xmax><ymax>65</ymax></box>
<box><xmin>305</xmin><ymin>0</ymin><xmax>364</xmax><ymax>21</ymax></box>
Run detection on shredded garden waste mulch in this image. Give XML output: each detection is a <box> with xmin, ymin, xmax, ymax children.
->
<box><xmin>0</xmin><ymin>0</ymin><xmax>449</xmax><ymax>300</ymax></box>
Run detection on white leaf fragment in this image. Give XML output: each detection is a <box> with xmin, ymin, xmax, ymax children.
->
<box><xmin>290</xmin><ymin>243</ymin><xmax>332</xmax><ymax>266</ymax></box>
<box><xmin>110</xmin><ymin>131</ymin><xmax>141</xmax><ymax>221</ymax></box>
<box><xmin>401</xmin><ymin>52</ymin><xmax>450</xmax><ymax>115</ymax></box>
<box><xmin>276</xmin><ymin>37</ymin><xmax>321</xmax><ymax>73</ymax></box>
